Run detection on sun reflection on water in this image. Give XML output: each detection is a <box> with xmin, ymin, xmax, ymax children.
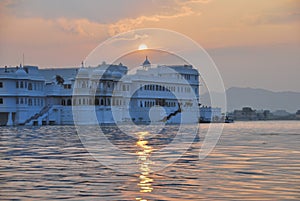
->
<box><xmin>136</xmin><ymin>132</ymin><xmax>153</xmax><ymax>201</ymax></box>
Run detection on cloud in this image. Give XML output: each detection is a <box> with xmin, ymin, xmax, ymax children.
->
<box><xmin>0</xmin><ymin>0</ymin><xmax>18</xmax><ymax>8</ymax></box>
<box><xmin>242</xmin><ymin>11</ymin><xmax>300</xmax><ymax>25</ymax></box>
<box><xmin>107</xmin><ymin>0</ymin><xmax>213</xmax><ymax>35</ymax></box>
<box><xmin>108</xmin><ymin>5</ymin><xmax>197</xmax><ymax>35</ymax></box>
<box><xmin>177</xmin><ymin>0</ymin><xmax>212</xmax><ymax>4</ymax></box>
<box><xmin>110</xmin><ymin>33</ymin><xmax>149</xmax><ymax>42</ymax></box>
<box><xmin>56</xmin><ymin>18</ymin><xmax>107</xmax><ymax>38</ymax></box>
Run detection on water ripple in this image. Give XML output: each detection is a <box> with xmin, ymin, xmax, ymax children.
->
<box><xmin>1</xmin><ymin>121</ymin><xmax>300</xmax><ymax>200</ymax></box>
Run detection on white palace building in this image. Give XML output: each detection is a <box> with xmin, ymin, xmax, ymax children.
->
<box><xmin>0</xmin><ymin>57</ymin><xmax>201</xmax><ymax>126</ymax></box>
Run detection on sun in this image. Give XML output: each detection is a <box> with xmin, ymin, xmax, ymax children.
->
<box><xmin>138</xmin><ymin>44</ymin><xmax>148</xmax><ymax>50</ymax></box>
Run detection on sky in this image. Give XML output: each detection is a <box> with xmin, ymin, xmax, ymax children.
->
<box><xmin>0</xmin><ymin>0</ymin><xmax>299</xmax><ymax>92</ymax></box>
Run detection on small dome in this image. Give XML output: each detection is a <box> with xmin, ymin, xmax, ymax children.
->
<box><xmin>15</xmin><ymin>68</ymin><xmax>28</xmax><ymax>77</ymax></box>
<box><xmin>77</xmin><ymin>67</ymin><xmax>89</xmax><ymax>78</ymax></box>
<box><xmin>142</xmin><ymin>56</ymin><xmax>151</xmax><ymax>66</ymax></box>
<box><xmin>112</xmin><ymin>71</ymin><xmax>123</xmax><ymax>78</ymax></box>
<box><xmin>92</xmin><ymin>69</ymin><xmax>105</xmax><ymax>78</ymax></box>
<box><xmin>104</xmin><ymin>70</ymin><xmax>112</xmax><ymax>77</ymax></box>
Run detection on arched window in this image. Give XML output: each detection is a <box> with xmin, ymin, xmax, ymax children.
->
<box><xmin>95</xmin><ymin>99</ymin><xmax>99</xmax><ymax>105</ymax></box>
<box><xmin>100</xmin><ymin>98</ymin><xmax>104</xmax><ymax>106</ymax></box>
<box><xmin>67</xmin><ymin>99</ymin><xmax>72</xmax><ymax>106</ymax></box>
<box><xmin>61</xmin><ymin>99</ymin><xmax>66</xmax><ymax>106</ymax></box>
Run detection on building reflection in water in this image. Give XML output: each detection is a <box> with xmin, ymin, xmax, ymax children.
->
<box><xmin>135</xmin><ymin>131</ymin><xmax>153</xmax><ymax>201</ymax></box>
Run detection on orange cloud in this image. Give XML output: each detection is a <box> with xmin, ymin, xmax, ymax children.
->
<box><xmin>56</xmin><ymin>18</ymin><xmax>107</xmax><ymax>38</ymax></box>
<box><xmin>108</xmin><ymin>5</ymin><xmax>198</xmax><ymax>35</ymax></box>
<box><xmin>1</xmin><ymin>0</ymin><xmax>299</xmax><ymax>68</ymax></box>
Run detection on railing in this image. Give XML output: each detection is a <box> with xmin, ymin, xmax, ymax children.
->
<box><xmin>20</xmin><ymin>106</ymin><xmax>51</xmax><ymax>125</ymax></box>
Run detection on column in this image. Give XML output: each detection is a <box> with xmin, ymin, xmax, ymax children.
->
<box><xmin>6</xmin><ymin>112</ymin><xmax>13</xmax><ymax>126</ymax></box>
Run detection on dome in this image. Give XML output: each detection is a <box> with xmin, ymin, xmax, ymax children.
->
<box><xmin>77</xmin><ymin>67</ymin><xmax>89</xmax><ymax>78</ymax></box>
<box><xmin>92</xmin><ymin>69</ymin><xmax>105</xmax><ymax>79</ymax></box>
<box><xmin>15</xmin><ymin>68</ymin><xmax>28</xmax><ymax>77</ymax></box>
<box><xmin>111</xmin><ymin>71</ymin><xmax>123</xmax><ymax>78</ymax></box>
<box><xmin>142</xmin><ymin>56</ymin><xmax>151</xmax><ymax>67</ymax></box>
<box><xmin>103</xmin><ymin>70</ymin><xmax>112</xmax><ymax>77</ymax></box>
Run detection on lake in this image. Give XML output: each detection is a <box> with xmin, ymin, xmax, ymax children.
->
<box><xmin>1</xmin><ymin>121</ymin><xmax>299</xmax><ymax>200</ymax></box>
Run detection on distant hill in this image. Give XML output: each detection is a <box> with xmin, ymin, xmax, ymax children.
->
<box><xmin>201</xmin><ymin>87</ymin><xmax>300</xmax><ymax>113</ymax></box>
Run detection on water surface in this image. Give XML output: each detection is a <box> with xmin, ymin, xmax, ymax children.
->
<box><xmin>1</xmin><ymin>121</ymin><xmax>299</xmax><ymax>200</ymax></box>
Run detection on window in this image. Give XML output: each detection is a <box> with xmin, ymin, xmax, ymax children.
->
<box><xmin>16</xmin><ymin>81</ymin><xmax>19</xmax><ymax>88</ymax></box>
<box><xmin>0</xmin><ymin>98</ymin><xmax>3</xmax><ymax>104</ymax></box>
<box><xmin>64</xmin><ymin>84</ymin><xmax>71</xmax><ymax>89</ymax></box>
<box><xmin>20</xmin><ymin>81</ymin><xmax>24</xmax><ymax>88</ymax></box>
<box><xmin>0</xmin><ymin>82</ymin><xmax>3</xmax><ymax>88</ymax></box>
<box><xmin>28</xmin><ymin>83</ymin><xmax>32</xmax><ymax>90</ymax></box>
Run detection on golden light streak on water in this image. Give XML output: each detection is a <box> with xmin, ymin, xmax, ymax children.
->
<box><xmin>136</xmin><ymin>131</ymin><xmax>154</xmax><ymax>200</ymax></box>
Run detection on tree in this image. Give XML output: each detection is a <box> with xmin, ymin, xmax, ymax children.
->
<box><xmin>56</xmin><ymin>75</ymin><xmax>64</xmax><ymax>85</ymax></box>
